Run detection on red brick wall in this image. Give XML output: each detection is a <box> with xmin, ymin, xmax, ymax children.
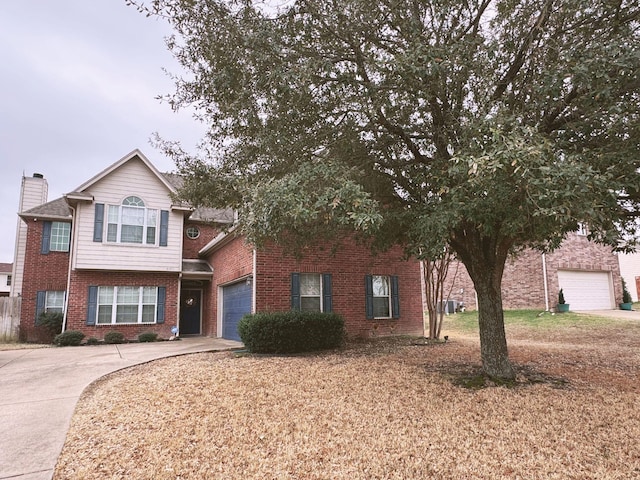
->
<box><xmin>65</xmin><ymin>270</ymin><xmax>180</xmax><ymax>341</ymax></box>
<box><xmin>203</xmin><ymin>235</ymin><xmax>254</xmax><ymax>336</ymax></box>
<box><xmin>20</xmin><ymin>220</ymin><xmax>70</xmax><ymax>342</ymax></box>
<box><xmin>443</xmin><ymin>233</ymin><xmax>621</xmax><ymax>311</ymax></box>
<box><xmin>182</xmin><ymin>222</ymin><xmax>223</xmax><ymax>259</ymax></box>
<box><xmin>254</xmin><ymin>240</ymin><xmax>424</xmax><ymax>338</ymax></box>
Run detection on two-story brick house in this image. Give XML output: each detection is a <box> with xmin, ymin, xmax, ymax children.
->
<box><xmin>15</xmin><ymin>150</ymin><xmax>425</xmax><ymax>342</ymax></box>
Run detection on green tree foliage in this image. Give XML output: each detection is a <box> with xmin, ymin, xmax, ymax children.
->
<box><xmin>131</xmin><ymin>0</ymin><xmax>640</xmax><ymax>380</ymax></box>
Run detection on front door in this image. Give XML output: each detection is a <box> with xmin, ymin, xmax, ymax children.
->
<box><xmin>180</xmin><ymin>289</ymin><xmax>202</xmax><ymax>335</ymax></box>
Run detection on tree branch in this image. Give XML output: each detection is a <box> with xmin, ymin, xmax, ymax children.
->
<box><xmin>492</xmin><ymin>0</ymin><xmax>554</xmax><ymax>101</ymax></box>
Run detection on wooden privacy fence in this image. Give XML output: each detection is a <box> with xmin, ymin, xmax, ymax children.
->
<box><xmin>0</xmin><ymin>297</ymin><xmax>21</xmax><ymax>342</ymax></box>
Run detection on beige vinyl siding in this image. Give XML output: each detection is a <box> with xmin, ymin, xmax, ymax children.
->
<box><xmin>12</xmin><ymin>176</ymin><xmax>49</xmax><ymax>297</ymax></box>
<box><xmin>73</xmin><ymin>158</ymin><xmax>183</xmax><ymax>272</ymax></box>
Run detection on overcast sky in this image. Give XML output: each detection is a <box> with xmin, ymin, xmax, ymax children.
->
<box><xmin>0</xmin><ymin>0</ymin><xmax>206</xmax><ymax>263</ymax></box>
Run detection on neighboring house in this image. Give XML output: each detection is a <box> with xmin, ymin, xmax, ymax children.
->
<box><xmin>14</xmin><ymin>150</ymin><xmax>424</xmax><ymax>343</ymax></box>
<box><xmin>443</xmin><ymin>231</ymin><xmax>623</xmax><ymax>312</ymax></box>
<box><xmin>0</xmin><ymin>263</ymin><xmax>12</xmax><ymax>297</ymax></box>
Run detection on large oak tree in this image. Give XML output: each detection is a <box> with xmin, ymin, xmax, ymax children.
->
<box><xmin>132</xmin><ymin>0</ymin><xmax>640</xmax><ymax>380</ymax></box>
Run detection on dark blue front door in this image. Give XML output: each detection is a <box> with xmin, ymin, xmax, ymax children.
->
<box><xmin>223</xmin><ymin>281</ymin><xmax>252</xmax><ymax>341</ymax></box>
<box><xmin>180</xmin><ymin>289</ymin><xmax>202</xmax><ymax>335</ymax></box>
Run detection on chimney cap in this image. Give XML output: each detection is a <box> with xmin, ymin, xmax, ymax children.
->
<box><xmin>32</xmin><ymin>173</ymin><xmax>44</xmax><ymax>178</ymax></box>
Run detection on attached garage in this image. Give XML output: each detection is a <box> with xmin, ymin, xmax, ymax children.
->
<box><xmin>557</xmin><ymin>270</ymin><xmax>614</xmax><ymax>310</ymax></box>
<box><xmin>221</xmin><ymin>280</ymin><xmax>252</xmax><ymax>341</ymax></box>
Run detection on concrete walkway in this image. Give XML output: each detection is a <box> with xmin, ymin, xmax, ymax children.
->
<box><xmin>0</xmin><ymin>337</ymin><xmax>242</xmax><ymax>480</ymax></box>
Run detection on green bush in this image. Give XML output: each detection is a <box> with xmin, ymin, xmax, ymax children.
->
<box><xmin>238</xmin><ymin>311</ymin><xmax>345</xmax><ymax>354</ymax></box>
<box><xmin>54</xmin><ymin>330</ymin><xmax>85</xmax><ymax>346</ymax></box>
<box><xmin>103</xmin><ymin>331</ymin><xmax>125</xmax><ymax>344</ymax></box>
<box><xmin>37</xmin><ymin>311</ymin><xmax>64</xmax><ymax>335</ymax></box>
<box><xmin>86</xmin><ymin>337</ymin><xmax>100</xmax><ymax>345</ymax></box>
<box><xmin>138</xmin><ymin>332</ymin><xmax>158</xmax><ymax>343</ymax></box>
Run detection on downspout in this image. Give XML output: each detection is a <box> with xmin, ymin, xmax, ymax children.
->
<box><xmin>542</xmin><ymin>253</ymin><xmax>550</xmax><ymax>311</ymax></box>
<box><xmin>177</xmin><ymin>272</ymin><xmax>182</xmax><ymax>337</ymax></box>
<box><xmin>252</xmin><ymin>249</ymin><xmax>257</xmax><ymax>314</ymax></box>
<box><xmin>61</xmin><ymin>205</ymin><xmax>76</xmax><ymax>333</ymax></box>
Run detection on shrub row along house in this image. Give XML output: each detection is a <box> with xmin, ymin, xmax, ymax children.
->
<box><xmin>11</xmin><ymin>150</ymin><xmax>623</xmax><ymax>343</ymax></box>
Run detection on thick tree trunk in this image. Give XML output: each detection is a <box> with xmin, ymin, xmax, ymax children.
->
<box><xmin>473</xmin><ymin>276</ymin><xmax>514</xmax><ymax>381</ymax></box>
<box><xmin>451</xmin><ymin>229</ymin><xmax>516</xmax><ymax>382</ymax></box>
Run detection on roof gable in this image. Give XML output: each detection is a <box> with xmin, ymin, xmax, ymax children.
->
<box><xmin>69</xmin><ymin>149</ymin><xmax>177</xmax><ymax>195</ymax></box>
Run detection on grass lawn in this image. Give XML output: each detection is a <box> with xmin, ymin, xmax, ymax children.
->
<box><xmin>54</xmin><ymin>311</ymin><xmax>640</xmax><ymax>479</ymax></box>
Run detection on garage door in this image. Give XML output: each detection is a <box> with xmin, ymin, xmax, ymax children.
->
<box><xmin>557</xmin><ymin>270</ymin><xmax>613</xmax><ymax>310</ymax></box>
<box><xmin>222</xmin><ymin>281</ymin><xmax>252</xmax><ymax>341</ymax></box>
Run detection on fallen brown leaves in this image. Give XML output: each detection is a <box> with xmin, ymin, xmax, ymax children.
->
<box><xmin>54</xmin><ymin>319</ymin><xmax>640</xmax><ymax>479</ymax></box>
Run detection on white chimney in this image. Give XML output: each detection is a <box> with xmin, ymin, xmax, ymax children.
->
<box><xmin>10</xmin><ymin>173</ymin><xmax>49</xmax><ymax>297</ymax></box>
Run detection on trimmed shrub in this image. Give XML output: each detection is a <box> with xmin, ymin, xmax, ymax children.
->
<box><xmin>238</xmin><ymin>311</ymin><xmax>345</xmax><ymax>354</ymax></box>
<box><xmin>104</xmin><ymin>331</ymin><xmax>125</xmax><ymax>344</ymax></box>
<box><xmin>138</xmin><ymin>332</ymin><xmax>158</xmax><ymax>343</ymax></box>
<box><xmin>86</xmin><ymin>337</ymin><xmax>100</xmax><ymax>345</ymax></box>
<box><xmin>37</xmin><ymin>311</ymin><xmax>64</xmax><ymax>334</ymax></box>
<box><xmin>54</xmin><ymin>330</ymin><xmax>85</xmax><ymax>347</ymax></box>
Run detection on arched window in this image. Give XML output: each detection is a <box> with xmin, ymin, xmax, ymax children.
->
<box><xmin>107</xmin><ymin>196</ymin><xmax>158</xmax><ymax>244</ymax></box>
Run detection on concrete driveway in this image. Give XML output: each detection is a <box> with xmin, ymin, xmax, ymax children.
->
<box><xmin>0</xmin><ymin>337</ymin><xmax>242</xmax><ymax>480</ymax></box>
<box><xmin>576</xmin><ymin>309</ymin><xmax>640</xmax><ymax>321</ymax></box>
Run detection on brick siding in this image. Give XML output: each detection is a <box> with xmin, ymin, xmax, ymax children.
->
<box><xmin>65</xmin><ymin>270</ymin><xmax>179</xmax><ymax>341</ymax></box>
<box><xmin>443</xmin><ymin>233</ymin><xmax>622</xmax><ymax>311</ymax></box>
<box><xmin>254</xmin><ymin>240</ymin><xmax>424</xmax><ymax>338</ymax></box>
<box><xmin>20</xmin><ymin>220</ymin><xmax>70</xmax><ymax>342</ymax></box>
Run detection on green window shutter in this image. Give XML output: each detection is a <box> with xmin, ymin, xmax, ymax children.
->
<box><xmin>157</xmin><ymin>286</ymin><xmax>166</xmax><ymax>324</ymax></box>
<box><xmin>93</xmin><ymin>204</ymin><xmax>104</xmax><ymax>242</ymax></box>
<box><xmin>41</xmin><ymin>221</ymin><xmax>51</xmax><ymax>254</ymax></box>
<box><xmin>159</xmin><ymin>210</ymin><xmax>169</xmax><ymax>247</ymax></box>
<box><xmin>35</xmin><ymin>291</ymin><xmax>46</xmax><ymax>324</ymax></box>
<box><xmin>291</xmin><ymin>273</ymin><xmax>301</xmax><ymax>310</ymax></box>
<box><xmin>322</xmin><ymin>273</ymin><xmax>333</xmax><ymax>313</ymax></box>
<box><xmin>365</xmin><ymin>275</ymin><xmax>374</xmax><ymax>319</ymax></box>
<box><xmin>86</xmin><ymin>286</ymin><xmax>98</xmax><ymax>325</ymax></box>
<box><xmin>391</xmin><ymin>275</ymin><xmax>400</xmax><ymax>319</ymax></box>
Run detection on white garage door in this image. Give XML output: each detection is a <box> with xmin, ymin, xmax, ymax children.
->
<box><xmin>557</xmin><ymin>270</ymin><xmax>614</xmax><ymax>310</ymax></box>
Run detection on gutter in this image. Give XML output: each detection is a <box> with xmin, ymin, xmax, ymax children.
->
<box><xmin>61</xmin><ymin>205</ymin><xmax>77</xmax><ymax>333</ymax></box>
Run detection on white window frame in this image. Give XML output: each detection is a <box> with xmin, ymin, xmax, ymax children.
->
<box><xmin>96</xmin><ymin>286</ymin><xmax>158</xmax><ymax>325</ymax></box>
<box><xmin>372</xmin><ymin>275</ymin><xmax>392</xmax><ymax>319</ymax></box>
<box><xmin>50</xmin><ymin>222</ymin><xmax>71</xmax><ymax>252</ymax></box>
<box><xmin>300</xmin><ymin>273</ymin><xmax>323</xmax><ymax>312</ymax></box>
<box><xmin>186</xmin><ymin>226</ymin><xmax>200</xmax><ymax>239</ymax></box>
<box><xmin>6</xmin><ymin>274</ymin><xmax>11</xmax><ymax>286</ymax></box>
<box><xmin>45</xmin><ymin>291</ymin><xmax>65</xmax><ymax>314</ymax></box>
<box><xmin>577</xmin><ymin>223</ymin><xmax>588</xmax><ymax>236</ymax></box>
<box><xmin>106</xmin><ymin>196</ymin><xmax>158</xmax><ymax>245</ymax></box>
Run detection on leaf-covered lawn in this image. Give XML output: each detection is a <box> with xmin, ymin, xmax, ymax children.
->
<box><xmin>54</xmin><ymin>314</ymin><xmax>640</xmax><ymax>479</ymax></box>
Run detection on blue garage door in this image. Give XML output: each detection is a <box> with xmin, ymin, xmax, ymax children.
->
<box><xmin>222</xmin><ymin>280</ymin><xmax>252</xmax><ymax>341</ymax></box>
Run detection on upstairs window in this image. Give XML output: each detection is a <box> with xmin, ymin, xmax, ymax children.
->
<box><xmin>106</xmin><ymin>196</ymin><xmax>158</xmax><ymax>245</ymax></box>
<box><xmin>41</xmin><ymin>221</ymin><xmax>71</xmax><ymax>254</ymax></box>
<box><xmin>6</xmin><ymin>275</ymin><xmax>11</xmax><ymax>286</ymax></box>
<box><xmin>50</xmin><ymin>222</ymin><xmax>71</xmax><ymax>251</ymax></box>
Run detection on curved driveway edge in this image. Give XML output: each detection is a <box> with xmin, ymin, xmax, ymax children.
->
<box><xmin>0</xmin><ymin>337</ymin><xmax>242</xmax><ymax>480</ymax></box>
